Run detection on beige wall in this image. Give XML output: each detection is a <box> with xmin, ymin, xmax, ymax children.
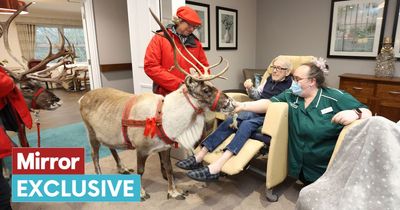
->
<box><xmin>0</xmin><ymin>16</ymin><xmax>23</xmax><ymax>68</ymax></box>
<box><xmin>7</xmin><ymin>0</ymin><xmax>396</xmax><ymax>91</ymax></box>
<box><xmin>256</xmin><ymin>0</ymin><xmax>400</xmax><ymax>88</ymax></box>
<box><xmin>93</xmin><ymin>0</ymin><xmax>133</xmax><ymax>92</ymax></box>
<box><xmin>187</xmin><ymin>0</ymin><xmax>258</xmax><ymax>90</ymax></box>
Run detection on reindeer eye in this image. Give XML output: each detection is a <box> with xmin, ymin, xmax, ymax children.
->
<box><xmin>202</xmin><ymin>87</ymin><xmax>212</xmax><ymax>94</ymax></box>
<box><xmin>20</xmin><ymin>86</ymin><xmax>33</xmax><ymax>92</ymax></box>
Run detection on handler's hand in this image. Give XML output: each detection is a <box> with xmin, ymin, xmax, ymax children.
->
<box><xmin>243</xmin><ymin>79</ymin><xmax>253</xmax><ymax>89</ymax></box>
<box><xmin>331</xmin><ymin>110</ymin><xmax>358</xmax><ymax>125</ymax></box>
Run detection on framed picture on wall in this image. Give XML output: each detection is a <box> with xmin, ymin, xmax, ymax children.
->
<box><xmin>216</xmin><ymin>6</ymin><xmax>238</xmax><ymax>50</ymax></box>
<box><xmin>393</xmin><ymin>0</ymin><xmax>400</xmax><ymax>58</ymax></box>
<box><xmin>186</xmin><ymin>1</ymin><xmax>210</xmax><ymax>50</ymax></box>
<box><xmin>327</xmin><ymin>0</ymin><xmax>388</xmax><ymax>58</ymax></box>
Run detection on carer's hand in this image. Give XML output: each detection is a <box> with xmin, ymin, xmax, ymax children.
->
<box><xmin>331</xmin><ymin>110</ymin><xmax>358</xmax><ymax>125</ymax></box>
<box><xmin>243</xmin><ymin>79</ymin><xmax>253</xmax><ymax>89</ymax></box>
<box><xmin>233</xmin><ymin>101</ymin><xmax>244</xmax><ymax>113</ymax></box>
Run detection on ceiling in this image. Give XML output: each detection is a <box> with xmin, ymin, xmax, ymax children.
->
<box><xmin>25</xmin><ymin>0</ymin><xmax>82</xmax><ymax>19</ymax></box>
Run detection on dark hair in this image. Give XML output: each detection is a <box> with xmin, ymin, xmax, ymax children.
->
<box><xmin>301</xmin><ymin>62</ymin><xmax>329</xmax><ymax>88</ymax></box>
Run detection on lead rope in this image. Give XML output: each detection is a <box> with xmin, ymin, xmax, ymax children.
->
<box><xmin>34</xmin><ymin>110</ymin><xmax>41</xmax><ymax>147</ymax></box>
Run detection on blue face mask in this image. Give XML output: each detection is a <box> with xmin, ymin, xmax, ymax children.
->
<box><xmin>290</xmin><ymin>81</ymin><xmax>303</xmax><ymax>96</ymax></box>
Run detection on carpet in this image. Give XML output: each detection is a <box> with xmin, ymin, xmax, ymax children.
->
<box><xmin>10</xmin><ymin>121</ymin><xmax>112</xmax><ymax>163</ymax></box>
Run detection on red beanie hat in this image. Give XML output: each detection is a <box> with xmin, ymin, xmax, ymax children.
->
<box><xmin>176</xmin><ymin>6</ymin><xmax>201</xmax><ymax>26</ymax></box>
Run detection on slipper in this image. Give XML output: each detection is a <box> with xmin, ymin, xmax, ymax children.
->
<box><xmin>187</xmin><ymin>166</ymin><xmax>220</xmax><ymax>182</ymax></box>
<box><xmin>175</xmin><ymin>156</ymin><xmax>203</xmax><ymax>170</ymax></box>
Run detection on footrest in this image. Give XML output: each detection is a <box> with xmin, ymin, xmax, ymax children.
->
<box><xmin>195</xmin><ymin>134</ymin><xmax>264</xmax><ymax>175</ymax></box>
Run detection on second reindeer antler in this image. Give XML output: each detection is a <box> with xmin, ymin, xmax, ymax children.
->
<box><xmin>149</xmin><ymin>8</ymin><xmax>229</xmax><ymax>81</ymax></box>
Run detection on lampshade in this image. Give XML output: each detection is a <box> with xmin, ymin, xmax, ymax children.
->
<box><xmin>0</xmin><ymin>0</ymin><xmax>28</xmax><ymax>15</ymax></box>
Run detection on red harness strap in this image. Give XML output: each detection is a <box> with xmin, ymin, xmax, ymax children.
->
<box><xmin>182</xmin><ymin>87</ymin><xmax>203</xmax><ymax>114</ymax></box>
<box><xmin>30</xmin><ymin>88</ymin><xmax>45</xmax><ymax>147</ymax></box>
<box><xmin>31</xmin><ymin>87</ymin><xmax>45</xmax><ymax>109</ymax></box>
<box><xmin>154</xmin><ymin>99</ymin><xmax>178</xmax><ymax>148</ymax></box>
<box><xmin>210</xmin><ymin>90</ymin><xmax>221</xmax><ymax>111</ymax></box>
<box><xmin>121</xmin><ymin>96</ymin><xmax>138</xmax><ymax>149</ymax></box>
<box><xmin>121</xmin><ymin>97</ymin><xmax>178</xmax><ymax>149</ymax></box>
<box><xmin>36</xmin><ymin>121</ymin><xmax>41</xmax><ymax>147</ymax></box>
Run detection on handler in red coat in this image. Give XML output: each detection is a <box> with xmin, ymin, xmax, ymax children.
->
<box><xmin>0</xmin><ymin>66</ymin><xmax>32</xmax><ymax>210</ymax></box>
<box><xmin>0</xmin><ymin>66</ymin><xmax>32</xmax><ymax>158</ymax></box>
<box><xmin>144</xmin><ymin>6</ymin><xmax>209</xmax><ymax>96</ymax></box>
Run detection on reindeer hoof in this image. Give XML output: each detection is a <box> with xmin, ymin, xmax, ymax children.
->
<box><xmin>118</xmin><ymin>168</ymin><xmax>134</xmax><ymax>174</ymax></box>
<box><xmin>167</xmin><ymin>193</ymin><xmax>186</xmax><ymax>200</ymax></box>
<box><xmin>183</xmin><ymin>190</ymin><xmax>189</xmax><ymax>196</ymax></box>
<box><xmin>141</xmin><ymin>193</ymin><xmax>150</xmax><ymax>201</ymax></box>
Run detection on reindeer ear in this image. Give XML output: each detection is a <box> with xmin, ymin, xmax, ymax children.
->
<box><xmin>185</xmin><ymin>76</ymin><xmax>195</xmax><ymax>87</ymax></box>
<box><xmin>185</xmin><ymin>76</ymin><xmax>204</xmax><ymax>89</ymax></box>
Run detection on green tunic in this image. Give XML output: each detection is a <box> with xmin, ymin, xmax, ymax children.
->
<box><xmin>271</xmin><ymin>87</ymin><xmax>367</xmax><ymax>182</ymax></box>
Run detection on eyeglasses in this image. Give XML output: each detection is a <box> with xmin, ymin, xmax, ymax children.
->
<box><xmin>184</xmin><ymin>21</ymin><xmax>199</xmax><ymax>30</ymax></box>
<box><xmin>292</xmin><ymin>76</ymin><xmax>309</xmax><ymax>83</ymax></box>
<box><xmin>271</xmin><ymin>65</ymin><xmax>288</xmax><ymax>72</ymax></box>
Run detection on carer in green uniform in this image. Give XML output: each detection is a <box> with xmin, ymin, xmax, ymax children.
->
<box><xmin>234</xmin><ymin>58</ymin><xmax>372</xmax><ymax>184</ymax></box>
<box><xmin>271</xmin><ymin>87</ymin><xmax>367</xmax><ymax>182</ymax></box>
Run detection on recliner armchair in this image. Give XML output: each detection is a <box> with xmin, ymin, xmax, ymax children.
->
<box><xmin>198</xmin><ymin>55</ymin><xmax>361</xmax><ymax>201</ymax></box>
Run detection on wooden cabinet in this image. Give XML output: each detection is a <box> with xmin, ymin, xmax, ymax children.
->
<box><xmin>339</xmin><ymin>73</ymin><xmax>400</xmax><ymax>122</ymax></box>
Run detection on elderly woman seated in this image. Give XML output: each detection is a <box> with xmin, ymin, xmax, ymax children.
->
<box><xmin>176</xmin><ymin>57</ymin><xmax>293</xmax><ymax>181</ymax></box>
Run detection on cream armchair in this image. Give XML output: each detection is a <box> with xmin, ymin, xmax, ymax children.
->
<box><xmin>200</xmin><ymin>102</ymin><xmax>289</xmax><ymax>201</ymax></box>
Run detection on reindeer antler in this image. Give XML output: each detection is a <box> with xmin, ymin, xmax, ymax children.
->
<box><xmin>149</xmin><ymin>8</ymin><xmax>229</xmax><ymax>81</ymax></box>
<box><xmin>1</xmin><ymin>2</ymin><xmax>76</xmax><ymax>83</ymax></box>
<box><xmin>0</xmin><ymin>2</ymin><xmax>33</xmax><ymax>69</ymax></box>
<box><xmin>23</xmin><ymin>30</ymin><xmax>75</xmax><ymax>79</ymax></box>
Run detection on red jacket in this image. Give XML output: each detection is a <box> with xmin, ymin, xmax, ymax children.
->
<box><xmin>144</xmin><ymin>27</ymin><xmax>209</xmax><ymax>96</ymax></box>
<box><xmin>0</xmin><ymin>66</ymin><xmax>32</xmax><ymax>158</ymax></box>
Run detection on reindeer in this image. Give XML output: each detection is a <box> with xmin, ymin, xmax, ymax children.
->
<box><xmin>0</xmin><ymin>2</ymin><xmax>77</xmax><ymax>86</ymax></box>
<box><xmin>0</xmin><ymin>2</ymin><xmax>74</xmax><ymax>147</ymax></box>
<box><xmin>0</xmin><ymin>2</ymin><xmax>72</xmax><ymax>111</ymax></box>
<box><xmin>79</xmin><ymin>9</ymin><xmax>236</xmax><ymax>200</ymax></box>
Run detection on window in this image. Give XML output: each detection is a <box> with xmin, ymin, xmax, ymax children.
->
<box><xmin>64</xmin><ymin>27</ymin><xmax>87</xmax><ymax>63</ymax></box>
<box><xmin>35</xmin><ymin>26</ymin><xmax>87</xmax><ymax>63</ymax></box>
<box><xmin>35</xmin><ymin>26</ymin><xmax>59</xmax><ymax>61</ymax></box>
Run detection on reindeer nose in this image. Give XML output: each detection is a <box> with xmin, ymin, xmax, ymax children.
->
<box><xmin>223</xmin><ymin>99</ymin><xmax>232</xmax><ymax>109</ymax></box>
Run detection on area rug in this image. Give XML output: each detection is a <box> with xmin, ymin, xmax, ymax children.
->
<box><xmin>10</xmin><ymin>121</ymin><xmax>112</xmax><ymax>163</ymax></box>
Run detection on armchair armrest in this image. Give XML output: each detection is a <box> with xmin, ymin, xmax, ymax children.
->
<box><xmin>328</xmin><ymin>119</ymin><xmax>364</xmax><ymax>168</ymax></box>
<box><xmin>225</xmin><ymin>92</ymin><xmax>252</xmax><ymax>102</ymax></box>
<box><xmin>261</xmin><ymin>102</ymin><xmax>289</xmax><ymax>189</ymax></box>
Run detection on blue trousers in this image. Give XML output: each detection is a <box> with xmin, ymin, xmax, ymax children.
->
<box><xmin>201</xmin><ymin>111</ymin><xmax>265</xmax><ymax>155</ymax></box>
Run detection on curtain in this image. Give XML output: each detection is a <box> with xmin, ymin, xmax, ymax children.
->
<box><xmin>16</xmin><ymin>24</ymin><xmax>36</xmax><ymax>62</ymax></box>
